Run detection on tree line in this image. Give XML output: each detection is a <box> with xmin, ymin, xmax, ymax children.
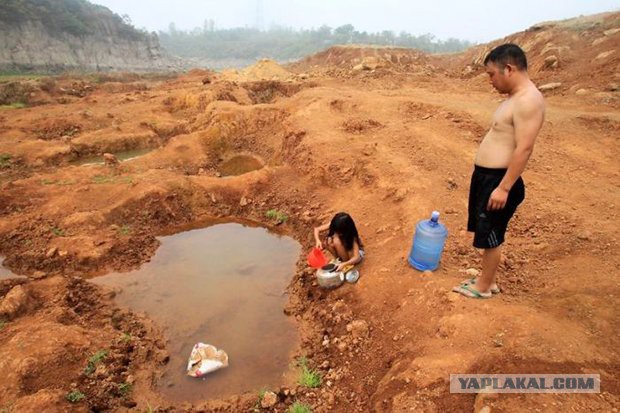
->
<box><xmin>158</xmin><ymin>23</ymin><xmax>474</xmax><ymax>61</ymax></box>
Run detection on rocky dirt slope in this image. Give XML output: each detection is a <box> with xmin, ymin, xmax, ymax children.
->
<box><xmin>0</xmin><ymin>0</ymin><xmax>178</xmax><ymax>73</ymax></box>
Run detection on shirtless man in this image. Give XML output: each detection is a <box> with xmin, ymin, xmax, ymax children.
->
<box><xmin>453</xmin><ymin>44</ymin><xmax>545</xmax><ymax>298</ymax></box>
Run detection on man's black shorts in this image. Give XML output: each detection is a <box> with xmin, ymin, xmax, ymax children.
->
<box><xmin>467</xmin><ymin>165</ymin><xmax>525</xmax><ymax>249</ymax></box>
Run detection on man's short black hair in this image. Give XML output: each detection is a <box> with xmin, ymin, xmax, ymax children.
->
<box><xmin>484</xmin><ymin>43</ymin><xmax>527</xmax><ymax>71</ymax></box>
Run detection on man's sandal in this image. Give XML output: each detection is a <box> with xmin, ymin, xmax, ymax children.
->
<box><xmin>452</xmin><ymin>284</ymin><xmax>493</xmax><ymax>299</ymax></box>
<box><xmin>460</xmin><ymin>277</ymin><xmax>500</xmax><ymax>294</ymax></box>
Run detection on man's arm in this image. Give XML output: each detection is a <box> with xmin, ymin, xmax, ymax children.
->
<box><xmin>487</xmin><ymin>95</ymin><xmax>545</xmax><ymax>210</ymax></box>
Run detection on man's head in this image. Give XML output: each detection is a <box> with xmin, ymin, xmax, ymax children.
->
<box><xmin>483</xmin><ymin>43</ymin><xmax>528</xmax><ymax>94</ymax></box>
<box><xmin>484</xmin><ymin>43</ymin><xmax>527</xmax><ymax>71</ymax></box>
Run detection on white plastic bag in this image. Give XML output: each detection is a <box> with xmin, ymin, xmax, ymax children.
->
<box><xmin>186</xmin><ymin>343</ymin><xmax>229</xmax><ymax>378</ymax></box>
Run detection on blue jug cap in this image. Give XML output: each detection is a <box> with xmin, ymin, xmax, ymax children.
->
<box><xmin>431</xmin><ymin>211</ymin><xmax>440</xmax><ymax>222</ymax></box>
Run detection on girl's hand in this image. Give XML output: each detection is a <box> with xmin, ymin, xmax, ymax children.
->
<box><xmin>335</xmin><ymin>263</ymin><xmax>346</xmax><ymax>272</ymax></box>
<box><xmin>315</xmin><ymin>240</ymin><xmax>323</xmax><ymax>249</ymax></box>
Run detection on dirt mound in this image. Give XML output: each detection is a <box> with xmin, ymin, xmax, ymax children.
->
<box><xmin>437</xmin><ymin>11</ymin><xmax>620</xmax><ymax>95</ymax></box>
<box><xmin>220</xmin><ymin>58</ymin><xmax>295</xmax><ymax>82</ymax></box>
<box><xmin>289</xmin><ymin>45</ymin><xmax>432</xmax><ymax>73</ymax></box>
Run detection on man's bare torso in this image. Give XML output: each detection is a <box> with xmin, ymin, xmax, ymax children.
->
<box><xmin>475</xmin><ymin>86</ymin><xmax>545</xmax><ymax>169</ymax></box>
<box><xmin>475</xmin><ymin>98</ymin><xmax>517</xmax><ymax>168</ymax></box>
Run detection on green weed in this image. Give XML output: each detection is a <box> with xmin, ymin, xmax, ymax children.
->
<box><xmin>84</xmin><ymin>349</ymin><xmax>107</xmax><ymax>375</ymax></box>
<box><xmin>0</xmin><ymin>153</ymin><xmax>11</xmax><ymax>168</ymax></box>
<box><xmin>288</xmin><ymin>401</ymin><xmax>312</xmax><ymax>413</ymax></box>
<box><xmin>91</xmin><ymin>175</ymin><xmax>134</xmax><ymax>185</ymax></box>
<box><xmin>297</xmin><ymin>357</ymin><xmax>321</xmax><ymax>388</ymax></box>
<box><xmin>118</xmin><ymin>225</ymin><xmax>131</xmax><ymax>236</ymax></box>
<box><xmin>50</xmin><ymin>227</ymin><xmax>65</xmax><ymax>237</ymax></box>
<box><xmin>0</xmin><ymin>102</ymin><xmax>26</xmax><ymax>110</ymax></box>
<box><xmin>65</xmin><ymin>390</ymin><xmax>86</xmax><ymax>403</ymax></box>
<box><xmin>266</xmin><ymin>209</ymin><xmax>289</xmax><ymax>224</ymax></box>
<box><xmin>56</xmin><ymin>179</ymin><xmax>76</xmax><ymax>186</ymax></box>
<box><xmin>0</xmin><ymin>319</ymin><xmax>7</xmax><ymax>331</ymax></box>
<box><xmin>42</xmin><ymin>179</ymin><xmax>76</xmax><ymax>186</ymax></box>
<box><xmin>91</xmin><ymin>174</ymin><xmax>115</xmax><ymax>184</ymax></box>
<box><xmin>118</xmin><ymin>382</ymin><xmax>133</xmax><ymax>396</ymax></box>
<box><xmin>252</xmin><ymin>387</ymin><xmax>268</xmax><ymax>411</ymax></box>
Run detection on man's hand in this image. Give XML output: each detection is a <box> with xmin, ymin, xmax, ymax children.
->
<box><xmin>487</xmin><ymin>187</ymin><xmax>508</xmax><ymax>210</ymax></box>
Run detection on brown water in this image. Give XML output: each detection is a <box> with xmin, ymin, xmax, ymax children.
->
<box><xmin>93</xmin><ymin>223</ymin><xmax>300</xmax><ymax>402</ymax></box>
<box><xmin>218</xmin><ymin>155</ymin><xmax>264</xmax><ymax>176</ymax></box>
<box><xmin>0</xmin><ymin>258</ymin><xmax>23</xmax><ymax>280</ymax></box>
<box><xmin>0</xmin><ymin>266</ymin><xmax>15</xmax><ymax>280</ymax></box>
<box><xmin>73</xmin><ymin>148</ymin><xmax>154</xmax><ymax>166</ymax></box>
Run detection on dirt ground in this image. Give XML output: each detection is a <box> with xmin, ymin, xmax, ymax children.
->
<box><xmin>0</xmin><ymin>12</ymin><xmax>618</xmax><ymax>413</ymax></box>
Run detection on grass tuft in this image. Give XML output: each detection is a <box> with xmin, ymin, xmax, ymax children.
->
<box><xmin>288</xmin><ymin>401</ymin><xmax>312</xmax><ymax>413</ymax></box>
<box><xmin>84</xmin><ymin>349</ymin><xmax>107</xmax><ymax>375</ymax></box>
<box><xmin>266</xmin><ymin>209</ymin><xmax>289</xmax><ymax>224</ymax></box>
<box><xmin>0</xmin><ymin>153</ymin><xmax>11</xmax><ymax>168</ymax></box>
<box><xmin>50</xmin><ymin>227</ymin><xmax>65</xmax><ymax>237</ymax></box>
<box><xmin>65</xmin><ymin>390</ymin><xmax>86</xmax><ymax>403</ymax></box>
<box><xmin>297</xmin><ymin>357</ymin><xmax>321</xmax><ymax>388</ymax></box>
<box><xmin>118</xmin><ymin>382</ymin><xmax>133</xmax><ymax>396</ymax></box>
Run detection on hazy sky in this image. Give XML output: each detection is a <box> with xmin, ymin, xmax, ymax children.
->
<box><xmin>92</xmin><ymin>0</ymin><xmax>619</xmax><ymax>43</ymax></box>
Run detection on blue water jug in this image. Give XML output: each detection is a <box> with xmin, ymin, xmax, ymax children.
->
<box><xmin>408</xmin><ymin>211</ymin><xmax>448</xmax><ymax>271</ymax></box>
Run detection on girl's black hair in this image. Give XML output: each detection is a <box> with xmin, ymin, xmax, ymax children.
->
<box><xmin>328</xmin><ymin>212</ymin><xmax>363</xmax><ymax>251</ymax></box>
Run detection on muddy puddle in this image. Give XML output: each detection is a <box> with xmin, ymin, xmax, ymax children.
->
<box><xmin>93</xmin><ymin>222</ymin><xmax>300</xmax><ymax>402</ymax></box>
<box><xmin>0</xmin><ymin>259</ymin><xmax>23</xmax><ymax>280</ymax></box>
<box><xmin>73</xmin><ymin>148</ymin><xmax>155</xmax><ymax>166</ymax></box>
<box><xmin>218</xmin><ymin>155</ymin><xmax>264</xmax><ymax>176</ymax></box>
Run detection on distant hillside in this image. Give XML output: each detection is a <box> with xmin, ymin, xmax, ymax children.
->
<box><xmin>0</xmin><ymin>0</ymin><xmax>179</xmax><ymax>72</ymax></box>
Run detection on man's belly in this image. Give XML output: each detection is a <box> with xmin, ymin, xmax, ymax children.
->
<box><xmin>475</xmin><ymin>136</ymin><xmax>515</xmax><ymax>168</ymax></box>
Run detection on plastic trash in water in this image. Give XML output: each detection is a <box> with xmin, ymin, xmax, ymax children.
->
<box><xmin>187</xmin><ymin>343</ymin><xmax>229</xmax><ymax>378</ymax></box>
<box><xmin>408</xmin><ymin>211</ymin><xmax>448</xmax><ymax>271</ymax></box>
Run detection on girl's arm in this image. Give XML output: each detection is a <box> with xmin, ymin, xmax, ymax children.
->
<box><xmin>313</xmin><ymin>222</ymin><xmax>330</xmax><ymax>249</ymax></box>
<box><xmin>336</xmin><ymin>241</ymin><xmax>362</xmax><ymax>270</ymax></box>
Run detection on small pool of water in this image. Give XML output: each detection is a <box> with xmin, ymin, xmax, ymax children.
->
<box><xmin>0</xmin><ymin>258</ymin><xmax>24</xmax><ymax>281</ymax></box>
<box><xmin>218</xmin><ymin>155</ymin><xmax>263</xmax><ymax>176</ymax></box>
<box><xmin>73</xmin><ymin>148</ymin><xmax>155</xmax><ymax>166</ymax></box>
<box><xmin>93</xmin><ymin>222</ymin><xmax>300</xmax><ymax>402</ymax></box>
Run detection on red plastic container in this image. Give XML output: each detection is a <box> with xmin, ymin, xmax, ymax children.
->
<box><xmin>307</xmin><ymin>247</ymin><xmax>328</xmax><ymax>268</ymax></box>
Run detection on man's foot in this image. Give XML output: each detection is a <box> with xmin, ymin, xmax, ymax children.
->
<box><xmin>460</xmin><ymin>277</ymin><xmax>500</xmax><ymax>294</ymax></box>
<box><xmin>452</xmin><ymin>284</ymin><xmax>493</xmax><ymax>299</ymax></box>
